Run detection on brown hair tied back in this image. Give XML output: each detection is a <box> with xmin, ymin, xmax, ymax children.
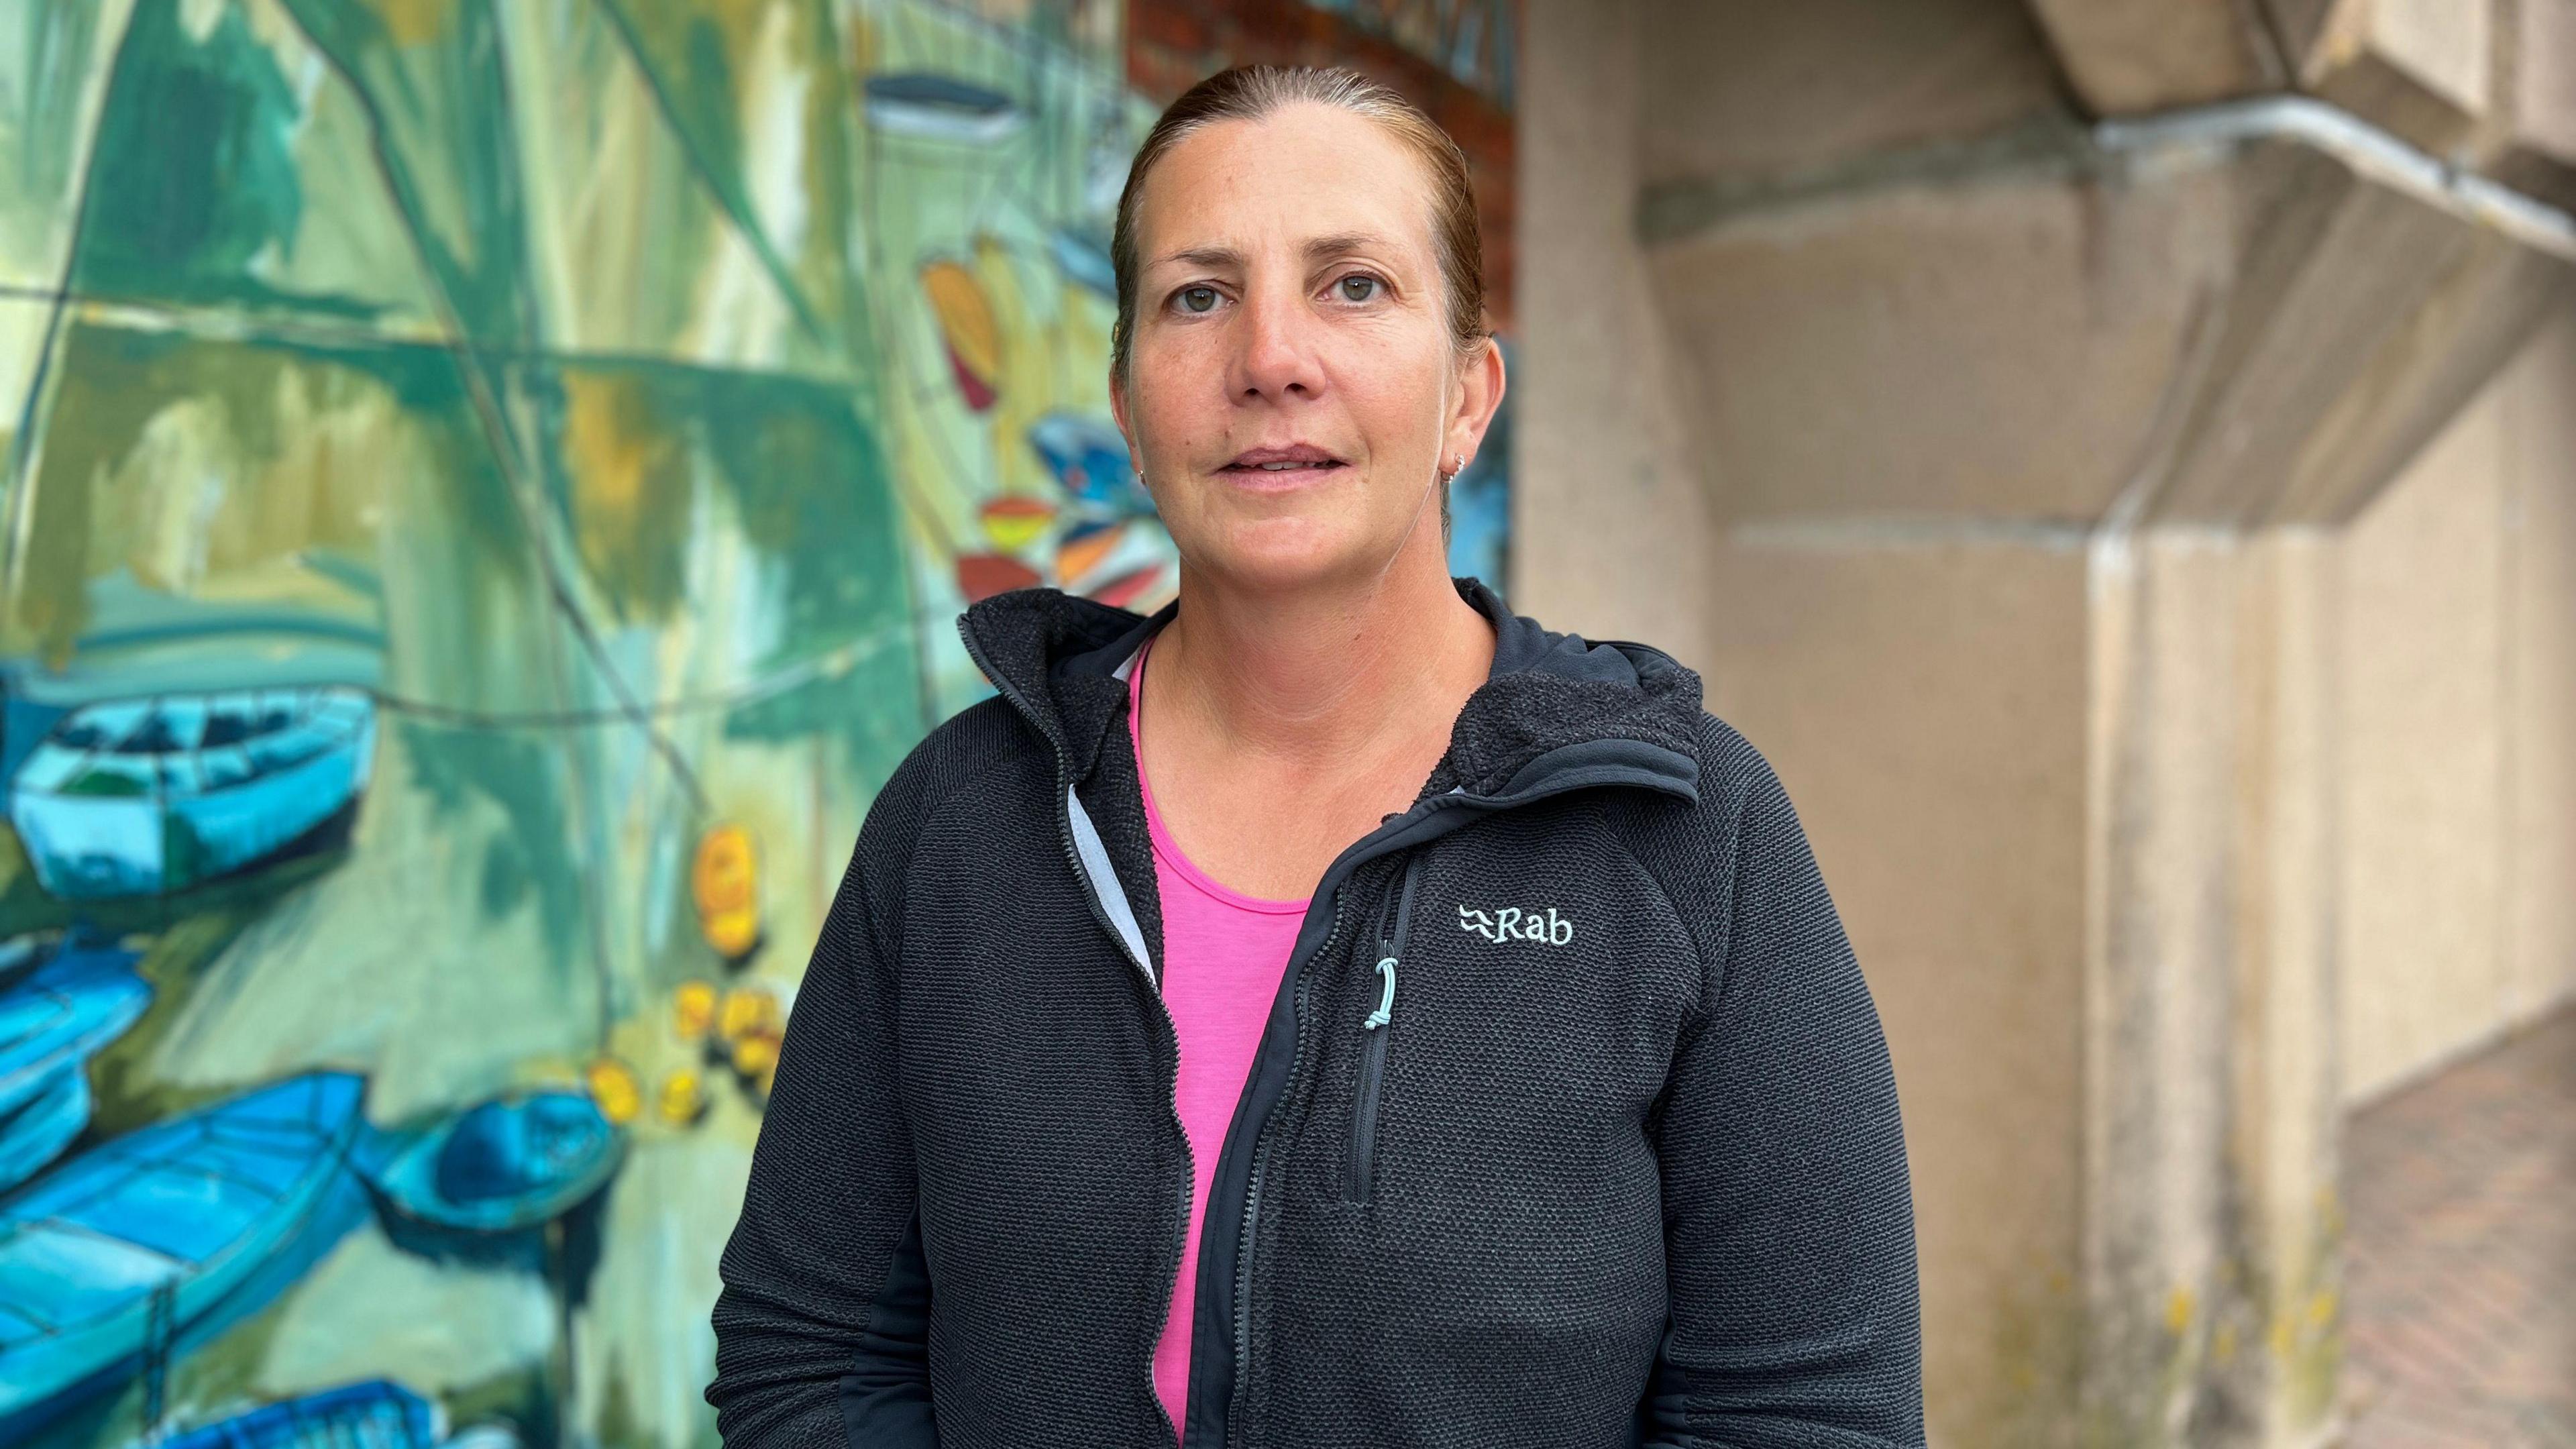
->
<box><xmin>1108</xmin><ymin>64</ymin><xmax>1490</xmax><ymax>384</ymax></box>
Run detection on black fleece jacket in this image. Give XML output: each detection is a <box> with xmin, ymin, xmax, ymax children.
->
<box><xmin>706</xmin><ymin>580</ymin><xmax>1924</xmax><ymax>1449</ymax></box>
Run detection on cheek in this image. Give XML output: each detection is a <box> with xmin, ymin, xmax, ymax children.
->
<box><xmin>1128</xmin><ymin>353</ymin><xmax>1220</xmax><ymax>458</ymax></box>
<box><xmin>1338</xmin><ymin>342</ymin><xmax>1450</xmax><ymax>451</ymax></box>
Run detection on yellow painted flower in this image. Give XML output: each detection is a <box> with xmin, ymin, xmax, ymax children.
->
<box><xmin>693</xmin><ymin>823</ymin><xmax>761</xmax><ymax>959</ymax></box>
<box><xmin>585</xmin><ymin>1057</ymin><xmax>643</xmax><ymax>1126</ymax></box>
<box><xmin>659</xmin><ymin>1067</ymin><xmax>708</xmax><ymax>1125</ymax></box>
<box><xmin>732</xmin><ymin>1030</ymin><xmax>782</xmax><ymax>1079</ymax></box>
<box><xmin>674</xmin><ymin>980</ymin><xmax>718</xmax><ymax>1040</ymax></box>
<box><xmin>718</xmin><ymin>985</ymin><xmax>784</xmax><ymax>1044</ymax></box>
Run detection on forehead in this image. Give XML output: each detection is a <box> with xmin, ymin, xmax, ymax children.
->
<box><xmin>1133</xmin><ymin>101</ymin><xmax>1438</xmax><ymax>262</ymax></box>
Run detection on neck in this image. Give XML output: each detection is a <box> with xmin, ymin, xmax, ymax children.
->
<box><xmin>1147</xmin><ymin>532</ymin><xmax>1495</xmax><ymax>766</ymax></box>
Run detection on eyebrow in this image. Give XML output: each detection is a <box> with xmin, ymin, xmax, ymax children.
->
<box><xmin>1146</xmin><ymin>232</ymin><xmax>1399</xmax><ymax>273</ymax></box>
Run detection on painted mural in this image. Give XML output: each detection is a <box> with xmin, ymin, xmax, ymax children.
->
<box><xmin>0</xmin><ymin>1</ymin><xmax>1513</xmax><ymax>1446</ymax></box>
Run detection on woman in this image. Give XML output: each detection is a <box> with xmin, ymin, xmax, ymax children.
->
<box><xmin>708</xmin><ymin>65</ymin><xmax>1922</xmax><ymax>1449</ymax></box>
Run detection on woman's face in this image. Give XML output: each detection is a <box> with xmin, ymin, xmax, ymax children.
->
<box><xmin>1112</xmin><ymin>102</ymin><xmax>1503</xmax><ymax>596</ymax></box>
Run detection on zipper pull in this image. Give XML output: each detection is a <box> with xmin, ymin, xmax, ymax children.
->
<box><xmin>1363</xmin><ymin>955</ymin><xmax>1396</xmax><ymax>1030</ymax></box>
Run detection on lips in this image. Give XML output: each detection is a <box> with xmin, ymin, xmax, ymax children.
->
<box><xmin>1219</xmin><ymin>443</ymin><xmax>1346</xmax><ymax>474</ymax></box>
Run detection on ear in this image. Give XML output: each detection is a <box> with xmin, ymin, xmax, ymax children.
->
<box><xmin>1442</xmin><ymin>337</ymin><xmax>1506</xmax><ymax>476</ymax></box>
<box><xmin>1109</xmin><ymin>364</ymin><xmax>1140</xmax><ymax>470</ymax></box>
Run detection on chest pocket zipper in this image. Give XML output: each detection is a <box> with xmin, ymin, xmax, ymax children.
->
<box><xmin>1348</xmin><ymin>851</ymin><xmax>1426</xmax><ymax>1205</ymax></box>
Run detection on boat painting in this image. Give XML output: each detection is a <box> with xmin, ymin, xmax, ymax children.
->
<box><xmin>0</xmin><ymin>941</ymin><xmax>151</xmax><ymax>1191</ymax></box>
<box><xmin>863</xmin><ymin>72</ymin><xmax>1026</xmax><ymax>145</ymax></box>
<box><xmin>0</xmin><ymin>1073</ymin><xmax>368</xmax><ymax>1428</ymax></box>
<box><xmin>0</xmin><ymin>934</ymin><xmax>60</xmax><ymax>992</ymax></box>
<box><xmin>7</xmin><ymin>690</ymin><xmax>378</xmax><ymax>901</ymax></box>
<box><xmin>0</xmin><ymin>2</ymin><xmax>1511</xmax><ymax>1444</ymax></box>
<box><xmin>356</xmin><ymin>1090</ymin><xmax>623</xmax><ymax>1235</ymax></box>
<box><xmin>154</xmin><ymin>1377</ymin><xmax>443</xmax><ymax>1449</ymax></box>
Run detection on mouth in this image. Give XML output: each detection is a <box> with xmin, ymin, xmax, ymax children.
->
<box><xmin>1217</xmin><ymin>443</ymin><xmax>1348</xmax><ymax>479</ymax></box>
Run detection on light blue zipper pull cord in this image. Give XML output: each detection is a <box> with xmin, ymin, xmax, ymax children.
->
<box><xmin>1362</xmin><ymin>853</ymin><xmax>1426</xmax><ymax>1030</ymax></box>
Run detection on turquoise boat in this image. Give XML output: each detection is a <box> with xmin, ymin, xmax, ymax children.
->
<box><xmin>7</xmin><ymin>688</ymin><xmax>378</xmax><ymax>900</ymax></box>
<box><xmin>0</xmin><ymin>1071</ymin><xmax>367</xmax><ymax>1424</ymax></box>
<box><xmin>154</xmin><ymin>1377</ymin><xmax>442</xmax><ymax>1449</ymax></box>
<box><xmin>0</xmin><ymin>940</ymin><xmax>150</xmax><ymax>1191</ymax></box>
<box><xmin>358</xmin><ymin>1089</ymin><xmax>622</xmax><ymax>1234</ymax></box>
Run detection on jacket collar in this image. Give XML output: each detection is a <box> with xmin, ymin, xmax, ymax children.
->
<box><xmin>956</xmin><ymin>576</ymin><xmax>1703</xmax><ymax>806</ymax></box>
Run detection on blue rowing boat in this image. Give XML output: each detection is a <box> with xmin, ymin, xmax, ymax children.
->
<box><xmin>358</xmin><ymin>1088</ymin><xmax>622</xmax><ymax>1234</ymax></box>
<box><xmin>0</xmin><ymin>1071</ymin><xmax>367</xmax><ymax>1423</ymax></box>
<box><xmin>154</xmin><ymin>1377</ymin><xmax>442</xmax><ymax>1449</ymax></box>
<box><xmin>0</xmin><ymin>938</ymin><xmax>150</xmax><ymax>1191</ymax></box>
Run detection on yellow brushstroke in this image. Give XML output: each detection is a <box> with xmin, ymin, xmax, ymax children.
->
<box><xmin>561</xmin><ymin>370</ymin><xmax>692</xmax><ymax>614</ymax></box>
<box><xmin>372</xmin><ymin>0</ymin><xmax>459</xmax><ymax>45</ymax></box>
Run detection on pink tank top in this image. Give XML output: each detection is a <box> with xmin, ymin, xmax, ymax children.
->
<box><xmin>1129</xmin><ymin>637</ymin><xmax>1306</xmax><ymax>1438</ymax></box>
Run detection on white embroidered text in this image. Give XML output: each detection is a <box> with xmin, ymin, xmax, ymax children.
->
<box><xmin>1457</xmin><ymin>905</ymin><xmax>1574</xmax><ymax>946</ymax></box>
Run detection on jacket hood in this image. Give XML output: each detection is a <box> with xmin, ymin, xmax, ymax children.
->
<box><xmin>956</xmin><ymin>577</ymin><xmax>1704</xmax><ymax>807</ymax></box>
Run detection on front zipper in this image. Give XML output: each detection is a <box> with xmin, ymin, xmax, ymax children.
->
<box><xmin>1228</xmin><ymin>891</ymin><xmax>1344</xmax><ymax>1448</ymax></box>
<box><xmin>955</xmin><ymin>619</ymin><xmax>1194</xmax><ymax>1446</ymax></box>
<box><xmin>1347</xmin><ymin>853</ymin><xmax>1425</xmax><ymax>1205</ymax></box>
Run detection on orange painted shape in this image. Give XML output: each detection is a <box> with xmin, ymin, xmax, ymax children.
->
<box><xmin>694</xmin><ymin>824</ymin><xmax>761</xmax><ymax>959</ymax></box>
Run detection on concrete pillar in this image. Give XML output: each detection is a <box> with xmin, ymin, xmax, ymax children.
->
<box><xmin>1513</xmin><ymin>0</ymin><xmax>1717</xmax><ymax>659</ymax></box>
<box><xmin>2080</xmin><ymin>530</ymin><xmax>2343</xmax><ymax>1446</ymax></box>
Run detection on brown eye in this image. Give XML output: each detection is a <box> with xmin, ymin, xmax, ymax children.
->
<box><xmin>1337</xmin><ymin>274</ymin><xmax>1380</xmax><ymax>302</ymax></box>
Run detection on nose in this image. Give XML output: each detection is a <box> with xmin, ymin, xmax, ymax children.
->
<box><xmin>1229</xmin><ymin>283</ymin><xmax>1325</xmax><ymax>404</ymax></box>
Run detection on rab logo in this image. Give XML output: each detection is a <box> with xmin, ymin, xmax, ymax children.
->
<box><xmin>1458</xmin><ymin>904</ymin><xmax>1574</xmax><ymax>946</ymax></box>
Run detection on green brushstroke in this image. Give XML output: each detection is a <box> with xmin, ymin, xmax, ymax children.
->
<box><xmin>278</xmin><ymin>0</ymin><xmax>537</xmax><ymax>345</ymax></box>
<box><xmin>396</xmin><ymin>716</ymin><xmax>588</xmax><ymax>971</ymax></box>
<box><xmin>72</xmin><ymin>0</ymin><xmax>385</xmax><ymax>321</ymax></box>
<box><xmin>594</xmin><ymin>0</ymin><xmax>848</xmax><ymax>354</ymax></box>
<box><xmin>699</xmin><ymin>369</ymin><xmax>907</xmax><ymax>654</ymax></box>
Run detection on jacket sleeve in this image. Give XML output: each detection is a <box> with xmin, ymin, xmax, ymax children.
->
<box><xmin>706</xmin><ymin>838</ymin><xmax>935</xmax><ymax>1448</ymax></box>
<box><xmin>1642</xmin><ymin>751</ymin><xmax>1926</xmax><ymax>1448</ymax></box>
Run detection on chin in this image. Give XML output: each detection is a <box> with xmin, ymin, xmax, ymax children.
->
<box><xmin>1181</xmin><ymin>513</ymin><xmax>1387</xmax><ymax>595</ymax></box>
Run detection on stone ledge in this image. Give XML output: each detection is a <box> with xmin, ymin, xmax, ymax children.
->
<box><xmin>1641</xmin><ymin>95</ymin><xmax>2576</xmax><ymax>533</ymax></box>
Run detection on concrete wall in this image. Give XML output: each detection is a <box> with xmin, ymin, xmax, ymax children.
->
<box><xmin>2338</xmin><ymin>311</ymin><xmax>2576</xmax><ymax>1103</ymax></box>
<box><xmin>1516</xmin><ymin>1</ymin><xmax>2576</xmax><ymax>1440</ymax></box>
<box><xmin>1699</xmin><ymin>538</ymin><xmax>2093</xmax><ymax>1442</ymax></box>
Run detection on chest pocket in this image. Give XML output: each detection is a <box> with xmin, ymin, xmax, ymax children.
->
<box><xmin>1329</xmin><ymin>815</ymin><xmax>1704</xmax><ymax>1213</ymax></box>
